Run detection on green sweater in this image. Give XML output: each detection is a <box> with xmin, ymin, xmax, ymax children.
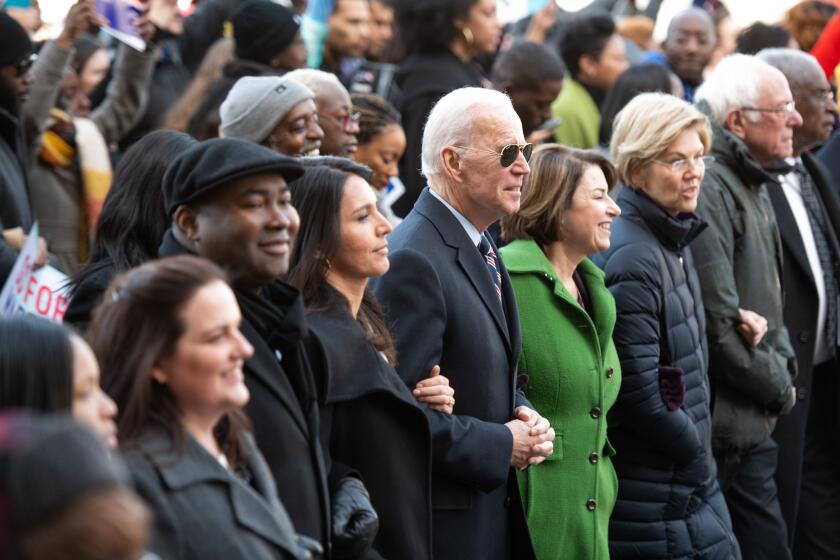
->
<box><xmin>551</xmin><ymin>77</ymin><xmax>601</xmax><ymax>150</ymax></box>
<box><xmin>501</xmin><ymin>240</ymin><xmax>620</xmax><ymax>560</ymax></box>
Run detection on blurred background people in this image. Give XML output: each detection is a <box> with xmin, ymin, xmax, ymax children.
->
<box><xmin>735</xmin><ymin>22</ymin><xmax>798</xmax><ymax>54</ymax></box>
<box><xmin>598</xmin><ymin>63</ymin><xmax>676</xmax><ymax>153</ymax></box>
<box><xmin>0</xmin><ymin>314</ymin><xmax>117</xmax><ymax>448</ymax></box>
<box><xmin>287</xmin><ymin>68</ymin><xmax>360</xmax><ymax>157</ymax></box>
<box><xmin>594</xmin><ymin>92</ymin><xmax>739</xmax><ymax>560</ymax></box>
<box><xmin>500</xmin><ymin>145</ymin><xmax>621</xmax><ymax>560</ymax></box>
<box><xmin>66</xmin><ymin>130</ymin><xmax>197</xmax><ymax>329</ymax></box>
<box><xmin>188</xmin><ymin>0</ymin><xmax>307</xmax><ymax>140</ymax></box>
<box><xmin>392</xmin><ymin>0</ymin><xmax>502</xmax><ymax>216</ymax></box>
<box><xmin>351</xmin><ymin>92</ymin><xmax>405</xmax><ymax>224</ymax></box>
<box><xmin>320</xmin><ymin>0</ymin><xmax>371</xmax><ymax>86</ymax></box>
<box><xmin>26</xmin><ymin>0</ymin><xmax>156</xmax><ymax>274</ymax></box>
<box><xmin>89</xmin><ymin>255</ymin><xmax>320</xmax><ymax>559</ymax></box>
<box><xmin>646</xmin><ymin>7</ymin><xmax>717</xmax><ymax>102</ymax></box>
<box><xmin>366</xmin><ymin>0</ymin><xmax>394</xmax><ymax>62</ymax></box>
<box><xmin>220</xmin><ymin>75</ymin><xmax>323</xmax><ymax>156</ymax></box>
<box><xmin>0</xmin><ymin>413</ymin><xmax>149</xmax><ymax>560</ymax></box>
<box><xmin>491</xmin><ymin>41</ymin><xmax>564</xmax><ymax>145</ymax></box>
<box><xmin>552</xmin><ymin>11</ymin><xmax>628</xmax><ymax>149</ymax></box>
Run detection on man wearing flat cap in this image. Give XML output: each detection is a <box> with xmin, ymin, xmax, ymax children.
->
<box><xmin>159</xmin><ymin>138</ymin><xmax>378</xmax><ymax>558</ymax></box>
<box><xmin>188</xmin><ymin>0</ymin><xmax>308</xmax><ymax>140</ymax></box>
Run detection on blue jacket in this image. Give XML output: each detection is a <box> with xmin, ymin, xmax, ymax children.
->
<box><xmin>592</xmin><ymin>187</ymin><xmax>739</xmax><ymax>559</ymax></box>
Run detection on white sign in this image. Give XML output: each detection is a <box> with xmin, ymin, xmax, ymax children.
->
<box><xmin>0</xmin><ymin>223</ymin><xmax>70</xmax><ymax>323</ymax></box>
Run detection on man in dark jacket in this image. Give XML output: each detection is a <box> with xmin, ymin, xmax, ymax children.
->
<box><xmin>372</xmin><ymin>87</ymin><xmax>553</xmax><ymax>560</ymax></box>
<box><xmin>758</xmin><ymin>48</ymin><xmax>840</xmax><ymax>559</ymax></box>
<box><xmin>159</xmin><ymin>138</ymin><xmax>378</xmax><ymax>558</ymax></box>
<box><xmin>692</xmin><ymin>54</ymin><xmax>800</xmax><ymax>560</ymax></box>
<box><xmin>187</xmin><ymin>0</ymin><xmax>307</xmax><ymax>140</ymax></box>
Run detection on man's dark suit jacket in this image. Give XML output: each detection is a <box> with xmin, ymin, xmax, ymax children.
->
<box><xmin>371</xmin><ymin>187</ymin><xmax>536</xmax><ymax>560</ymax></box>
<box><xmin>766</xmin><ymin>152</ymin><xmax>840</xmax><ymax>539</ymax></box>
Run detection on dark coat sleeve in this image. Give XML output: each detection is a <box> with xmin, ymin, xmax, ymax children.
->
<box><xmin>602</xmin><ymin>244</ymin><xmax>703</xmax><ymax>465</ymax></box>
<box><xmin>692</xmin><ymin>175</ymin><xmax>793</xmax><ymax>411</ymax></box>
<box><xmin>373</xmin><ymin>248</ymin><xmax>513</xmax><ymax>492</ymax></box>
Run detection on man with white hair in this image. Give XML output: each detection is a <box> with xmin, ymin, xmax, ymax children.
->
<box><xmin>691</xmin><ymin>54</ymin><xmax>802</xmax><ymax>559</ymax></box>
<box><xmin>371</xmin><ymin>87</ymin><xmax>553</xmax><ymax>560</ymax></box>
<box><xmin>758</xmin><ymin>48</ymin><xmax>840</xmax><ymax>558</ymax></box>
<box><xmin>285</xmin><ymin>68</ymin><xmax>360</xmax><ymax>157</ymax></box>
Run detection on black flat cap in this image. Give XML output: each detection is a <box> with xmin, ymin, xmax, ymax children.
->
<box><xmin>163</xmin><ymin>138</ymin><xmax>305</xmax><ymax>215</ymax></box>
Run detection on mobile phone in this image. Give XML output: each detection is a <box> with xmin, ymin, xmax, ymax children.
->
<box><xmin>537</xmin><ymin>117</ymin><xmax>562</xmax><ymax>131</ymax></box>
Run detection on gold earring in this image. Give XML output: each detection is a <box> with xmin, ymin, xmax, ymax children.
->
<box><xmin>462</xmin><ymin>27</ymin><xmax>474</xmax><ymax>46</ymax></box>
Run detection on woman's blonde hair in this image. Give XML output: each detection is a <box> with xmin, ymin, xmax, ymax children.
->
<box><xmin>610</xmin><ymin>92</ymin><xmax>711</xmax><ymax>187</ymax></box>
<box><xmin>501</xmin><ymin>144</ymin><xmax>617</xmax><ymax>244</ymax></box>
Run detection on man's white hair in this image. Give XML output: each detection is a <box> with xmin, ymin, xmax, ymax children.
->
<box><xmin>421</xmin><ymin>87</ymin><xmax>518</xmax><ymax>179</ymax></box>
<box><xmin>285</xmin><ymin>68</ymin><xmax>344</xmax><ymax>97</ymax></box>
<box><xmin>695</xmin><ymin>53</ymin><xmax>789</xmax><ymax>125</ymax></box>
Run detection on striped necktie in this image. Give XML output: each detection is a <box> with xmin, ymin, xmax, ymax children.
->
<box><xmin>478</xmin><ymin>235</ymin><xmax>502</xmax><ymax>301</ymax></box>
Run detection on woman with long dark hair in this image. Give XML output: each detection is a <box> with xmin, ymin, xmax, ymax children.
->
<box><xmin>88</xmin><ymin>255</ymin><xmax>318</xmax><ymax>560</ymax></box>
<box><xmin>288</xmin><ymin>157</ymin><xmax>453</xmax><ymax>560</ymax></box>
<box><xmin>65</xmin><ymin>130</ymin><xmax>197</xmax><ymax>329</ymax></box>
<box><xmin>0</xmin><ymin>314</ymin><xmax>117</xmax><ymax>448</ymax></box>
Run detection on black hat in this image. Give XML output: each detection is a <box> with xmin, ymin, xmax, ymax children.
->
<box><xmin>0</xmin><ymin>413</ymin><xmax>129</xmax><ymax>532</ymax></box>
<box><xmin>232</xmin><ymin>0</ymin><xmax>301</xmax><ymax>66</ymax></box>
<box><xmin>162</xmin><ymin>138</ymin><xmax>305</xmax><ymax>215</ymax></box>
<box><xmin>0</xmin><ymin>11</ymin><xmax>33</xmax><ymax>67</ymax></box>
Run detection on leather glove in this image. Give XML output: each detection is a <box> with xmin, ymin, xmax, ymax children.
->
<box><xmin>331</xmin><ymin>477</ymin><xmax>379</xmax><ymax>559</ymax></box>
<box><xmin>294</xmin><ymin>534</ymin><xmax>323</xmax><ymax>560</ymax></box>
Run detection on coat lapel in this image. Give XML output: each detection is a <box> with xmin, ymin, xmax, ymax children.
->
<box><xmin>146</xmin><ymin>428</ymin><xmax>299</xmax><ymax>554</ymax></box>
<box><xmin>415</xmin><ymin>189</ymin><xmax>512</xmax><ymax>352</ymax></box>
<box><xmin>240</xmin><ymin>319</ymin><xmax>310</xmax><ymax>436</ymax></box>
<box><xmin>766</xmin><ymin>180</ymin><xmax>816</xmax><ymax>286</ymax></box>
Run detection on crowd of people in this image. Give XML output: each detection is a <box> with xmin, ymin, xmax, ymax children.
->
<box><xmin>1</xmin><ymin>0</ymin><xmax>840</xmax><ymax>558</ymax></box>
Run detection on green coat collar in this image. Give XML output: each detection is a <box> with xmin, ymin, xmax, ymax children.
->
<box><xmin>503</xmin><ymin>239</ymin><xmax>615</xmax><ymax>352</ymax></box>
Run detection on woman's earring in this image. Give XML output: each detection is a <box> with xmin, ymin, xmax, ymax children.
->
<box><xmin>462</xmin><ymin>27</ymin><xmax>474</xmax><ymax>46</ymax></box>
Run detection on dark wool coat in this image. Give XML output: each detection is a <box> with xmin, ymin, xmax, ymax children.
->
<box><xmin>371</xmin><ymin>187</ymin><xmax>536</xmax><ymax>560</ymax></box>
<box><xmin>593</xmin><ymin>188</ymin><xmax>739</xmax><ymax>559</ymax></box>
<box><xmin>304</xmin><ymin>305</ymin><xmax>433</xmax><ymax>560</ymax></box>
<box><xmin>123</xmin><ymin>427</ymin><xmax>305</xmax><ymax>560</ymax></box>
<box><xmin>766</xmin><ymin>152</ymin><xmax>840</xmax><ymax>537</ymax></box>
<box><xmin>159</xmin><ymin>231</ymin><xmax>331</xmax><ymax>555</ymax></box>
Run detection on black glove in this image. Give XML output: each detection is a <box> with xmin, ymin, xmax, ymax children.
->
<box><xmin>331</xmin><ymin>477</ymin><xmax>379</xmax><ymax>559</ymax></box>
<box><xmin>294</xmin><ymin>534</ymin><xmax>323</xmax><ymax>560</ymax></box>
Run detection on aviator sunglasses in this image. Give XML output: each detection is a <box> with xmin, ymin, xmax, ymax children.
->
<box><xmin>454</xmin><ymin>143</ymin><xmax>533</xmax><ymax>167</ymax></box>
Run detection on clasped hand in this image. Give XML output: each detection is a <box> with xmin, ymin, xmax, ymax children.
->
<box><xmin>413</xmin><ymin>365</ymin><xmax>456</xmax><ymax>414</ymax></box>
<box><xmin>506</xmin><ymin>406</ymin><xmax>555</xmax><ymax>470</ymax></box>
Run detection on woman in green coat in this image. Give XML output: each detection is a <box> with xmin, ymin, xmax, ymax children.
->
<box><xmin>499</xmin><ymin>144</ymin><xmax>622</xmax><ymax>560</ymax></box>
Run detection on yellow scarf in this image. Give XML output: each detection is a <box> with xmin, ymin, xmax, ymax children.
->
<box><xmin>40</xmin><ymin>108</ymin><xmax>113</xmax><ymax>261</ymax></box>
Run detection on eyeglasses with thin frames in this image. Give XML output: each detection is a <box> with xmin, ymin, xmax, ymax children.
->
<box><xmin>740</xmin><ymin>101</ymin><xmax>797</xmax><ymax>119</ymax></box>
<box><xmin>453</xmin><ymin>143</ymin><xmax>533</xmax><ymax>167</ymax></box>
<box><xmin>320</xmin><ymin>111</ymin><xmax>360</xmax><ymax>130</ymax></box>
<box><xmin>650</xmin><ymin>155</ymin><xmax>715</xmax><ymax>173</ymax></box>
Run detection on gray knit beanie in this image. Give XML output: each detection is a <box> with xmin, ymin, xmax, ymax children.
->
<box><xmin>220</xmin><ymin>76</ymin><xmax>315</xmax><ymax>144</ymax></box>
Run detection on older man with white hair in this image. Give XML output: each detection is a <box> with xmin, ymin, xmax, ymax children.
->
<box><xmin>691</xmin><ymin>54</ymin><xmax>802</xmax><ymax>560</ymax></box>
<box><xmin>371</xmin><ymin>87</ymin><xmax>553</xmax><ymax>560</ymax></box>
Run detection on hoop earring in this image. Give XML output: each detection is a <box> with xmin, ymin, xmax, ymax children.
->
<box><xmin>462</xmin><ymin>27</ymin><xmax>474</xmax><ymax>46</ymax></box>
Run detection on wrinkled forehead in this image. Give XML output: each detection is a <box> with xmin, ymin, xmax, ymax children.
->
<box><xmin>759</xmin><ymin>71</ymin><xmax>793</xmax><ymax>104</ymax></box>
<box><xmin>468</xmin><ymin>109</ymin><xmax>525</xmax><ymax>147</ymax></box>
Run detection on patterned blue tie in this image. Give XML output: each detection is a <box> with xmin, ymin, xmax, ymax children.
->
<box><xmin>479</xmin><ymin>235</ymin><xmax>502</xmax><ymax>301</ymax></box>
